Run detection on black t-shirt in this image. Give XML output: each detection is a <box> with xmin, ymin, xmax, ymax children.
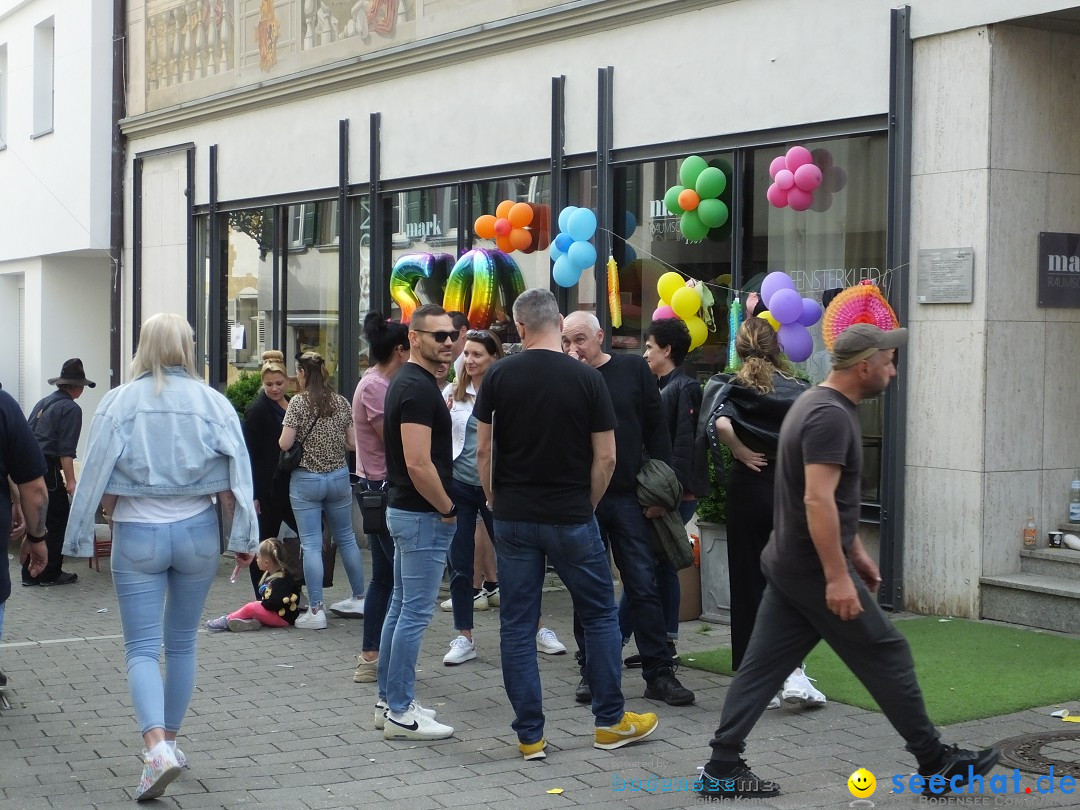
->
<box><xmin>761</xmin><ymin>385</ymin><xmax>862</xmax><ymax>577</ymax></box>
<box><xmin>473</xmin><ymin>350</ymin><xmax>617</xmax><ymax>524</ymax></box>
<box><xmin>383</xmin><ymin>362</ymin><xmax>454</xmax><ymax>512</ymax></box>
<box><xmin>0</xmin><ymin>389</ymin><xmax>48</xmax><ymax>545</ymax></box>
<box><xmin>596</xmin><ymin>353</ymin><xmax>672</xmax><ymax>495</ymax></box>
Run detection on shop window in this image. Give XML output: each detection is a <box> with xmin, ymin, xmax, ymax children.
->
<box><xmin>285</xmin><ymin>200</ymin><xmax>339</xmax><ymax>387</ymax></box>
<box><xmin>316</xmin><ymin>199</ymin><xmax>340</xmax><ymax>248</ymax></box>
<box><xmin>388</xmin><ymin>185</ymin><xmax>459</xmax><ymax>318</ymax></box>
<box><xmin>745</xmin><ymin>134</ymin><xmax>888</xmax><ymax>501</ymax></box>
<box><xmin>225</xmin><ymin>207</ymin><xmax>276</xmax><ymax>384</ymax></box>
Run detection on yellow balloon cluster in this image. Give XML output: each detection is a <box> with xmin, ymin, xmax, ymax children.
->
<box><xmin>654</xmin><ymin>271</ymin><xmax>707</xmax><ymax>350</ymax></box>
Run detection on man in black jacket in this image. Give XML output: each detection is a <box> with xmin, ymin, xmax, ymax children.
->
<box><xmin>563</xmin><ymin>311</ymin><xmax>694</xmax><ymax>707</ymax></box>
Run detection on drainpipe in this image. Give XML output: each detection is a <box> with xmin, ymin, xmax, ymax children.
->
<box><xmin>109</xmin><ymin>0</ymin><xmax>127</xmax><ymax>388</ymax></box>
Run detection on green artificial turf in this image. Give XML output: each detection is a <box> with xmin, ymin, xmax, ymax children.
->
<box><xmin>682</xmin><ymin>617</ymin><xmax>1080</xmax><ymax>725</ymax></box>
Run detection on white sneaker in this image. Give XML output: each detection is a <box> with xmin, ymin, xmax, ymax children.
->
<box><xmin>295</xmin><ymin>608</ymin><xmax>327</xmax><ymax>630</ymax></box>
<box><xmin>483</xmin><ymin>586</ymin><xmax>500</xmax><ymax>607</ymax></box>
<box><xmin>329</xmin><ymin>596</ymin><xmax>365</xmax><ymax>618</ymax></box>
<box><xmin>374</xmin><ymin>699</ymin><xmax>436</xmax><ymax>730</ymax></box>
<box><xmin>439</xmin><ymin>592</ymin><xmax>489</xmax><ymax>612</ymax></box>
<box><xmin>536</xmin><ymin>627</ymin><xmax>567</xmax><ymax>655</ymax></box>
<box><xmin>443</xmin><ymin>635</ymin><xmax>477</xmax><ymax>666</ymax></box>
<box><xmin>383</xmin><ymin>703</ymin><xmax>454</xmax><ymax>740</ymax></box>
<box><xmin>766</xmin><ymin>693</ymin><xmax>781</xmax><ymax>710</ymax></box>
<box><xmin>135</xmin><ymin>744</ymin><xmax>181</xmax><ymax>801</ymax></box>
<box><xmin>781</xmin><ymin>666</ymin><xmax>827</xmax><ymax>708</ymax></box>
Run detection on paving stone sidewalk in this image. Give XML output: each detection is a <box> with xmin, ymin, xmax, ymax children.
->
<box><xmin>2</xmin><ymin>542</ymin><xmax>1077</xmax><ymax>809</ymax></box>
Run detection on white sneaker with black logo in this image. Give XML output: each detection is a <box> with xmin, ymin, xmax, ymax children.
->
<box><xmin>374</xmin><ymin>699</ymin><xmax>436</xmax><ymax>730</ymax></box>
<box><xmin>383</xmin><ymin>704</ymin><xmax>454</xmax><ymax>740</ymax></box>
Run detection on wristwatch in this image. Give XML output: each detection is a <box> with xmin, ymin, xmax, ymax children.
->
<box><xmin>26</xmin><ymin>531</ymin><xmax>47</xmax><ymax>543</ymax></box>
<box><xmin>439</xmin><ymin>505</ymin><xmax>458</xmax><ymax>519</ymax></box>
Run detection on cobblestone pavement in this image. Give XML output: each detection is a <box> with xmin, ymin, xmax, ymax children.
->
<box><xmin>2</xmin><ymin>541</ymin><xmax>1077</xmax><ymax>809</ymax></box>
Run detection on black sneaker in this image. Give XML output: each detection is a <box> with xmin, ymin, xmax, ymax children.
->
<box><xmin>917</xmin><ymin>744</ymin><xmax>1000</xmax><ymax>793</ymax></box>
<box><xmin>644</xmin><ymin>668</ymin><xmax>695</xmax><ymax>705</ymax></box>
<box><xmin>697</xmin><ymin>759</ymin><xmax>780</xmax><ymax>799</ymax></box>
<box><xmin>575</xmin><ymin>677</ymin><xmax>592</xmax><ymax>704</ymax></box>
<box><xmin>625</xmin><ymin>641</ymin><xmax>679</xmax><ymax>669</ymax></box>
<box><xmin>40</xmin><ymin>571</ymin><xmax>78</xmax><ymax>586</ymax></box>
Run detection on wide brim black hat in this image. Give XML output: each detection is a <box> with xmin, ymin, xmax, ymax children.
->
<box><xmin>48</xmin><ymin>358</ymin><xmax>96</xmax><ymax>388</ymax></box>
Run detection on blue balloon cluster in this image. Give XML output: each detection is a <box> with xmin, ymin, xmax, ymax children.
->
<box><xmin>550</xmin><ymin>207</ymin><xmax>598</xmax><ymax>288</ymax></box>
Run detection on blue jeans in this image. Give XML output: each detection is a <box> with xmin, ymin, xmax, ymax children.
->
<box><xmin>580</xmin><ymin>492</ymin><xmax>672</xmax><ymax>682</ymax></box>
<box><xmin>289</xmin><ymin>467</ymin><xmax>366</xmax><ymax>608</ymax></box>
<box><xmin>111</xmin><ymin>506</ymin><xmax>219</xmax><ymax>735</ymax></box>
<box><xmin>447</xmin><ymin>479</ymin><xmax>494</xmax><ymax>631</ymax></box>
<box><xmin>494</xmin><ymin>518</ymin><xmax>624</xmax><ymax>745</ymax></box>
<box><xmin>377</xmin><ymin>507</ymin><xmax>455</xmax><ymax>714</ymax></box>
<box><xmin>618</xmin><ymin>499</ymin><xmax>696</xmax><ymax>641</ymax></box>
<box><xmin>362</xmin><ymin>529</ymin><xmax>394</xmax><ymax>652</ymax></box>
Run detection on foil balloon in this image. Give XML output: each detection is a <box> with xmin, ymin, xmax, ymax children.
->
<box><xmin>821</xmin><ymin>280</ymin><xmax>899</xmax><ymax>351</ymax></box>
<box><xmin>607</xmin><ymin>256</ymin><xmax>622</xmax><ymax>329</ymax></box>
<box><xmin>390</xmin><ymin>253</ymin><xmax>455</xmax><ymax>323</ymax></box>
<box><xmin>443</xmin><ymin>249</ymin><xmax>526</xmax><ymax>330</ymax></box>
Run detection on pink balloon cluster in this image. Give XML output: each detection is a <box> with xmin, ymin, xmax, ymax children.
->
<box><xmin>766</xmin><ymin>146</ymin><xmax>824</xmax><ymax>212</ymax></box>
<box><xmin>759</xmin><ymin>271</ymin><xmax>823</xmax><ymax>362</ymax></box>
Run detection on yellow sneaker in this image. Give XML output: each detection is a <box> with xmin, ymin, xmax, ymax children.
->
<box><xmin>519</xmin><ymin>739</ymin><xmax>547</xmax><ymax>760</ymax></box>
<box><xmin>594</xmin><ymin>711</ymin><xmax>659</xmax><ymax>750</ymax></box>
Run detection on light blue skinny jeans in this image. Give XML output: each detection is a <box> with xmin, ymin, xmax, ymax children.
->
<box><xmin>289</xmin><ymin>467</ymin><xmax>366</xmax><ymax>608</ymax></box>
<box><xmin>377</xmin><ymin>507</ymin><xmax>455</xmax><ymax>714</ymax></box>
<box><xmin>111</xmin><ymin>506</ymin><xmax>219</xmax><ymax>736</ymax></box>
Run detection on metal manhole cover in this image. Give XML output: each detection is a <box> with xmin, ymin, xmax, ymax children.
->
<box><xmin>994</xmin><ymin>731</ymin><xmax>1080</xmax><ymax>777</ymax></box>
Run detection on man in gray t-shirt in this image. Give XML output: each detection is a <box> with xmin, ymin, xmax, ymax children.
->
<box><xmin>695</xmin><ymin>324</ymin><xmax>1000</xmax><ymax>800</ymax></box>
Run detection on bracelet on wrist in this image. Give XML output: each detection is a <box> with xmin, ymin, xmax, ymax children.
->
<box><xmin>26</xmin><ymin>531</ymin><xmax>47</xmax><ymax>543</ymax></box>
<box><xmin>440</xmin><ymin>504</ymin><xmax>457</xmax><ymax>519</ymax></box>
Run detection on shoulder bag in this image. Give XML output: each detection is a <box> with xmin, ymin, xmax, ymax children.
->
<box><xmin>278</xmin><ymin>417</ymin><xmax>319</xmax><ymax>473</ymax></box>
<box><xmin>352</xmin><ymin>456</ymin><xmax>389</xmax><ymax>536</ymax></box>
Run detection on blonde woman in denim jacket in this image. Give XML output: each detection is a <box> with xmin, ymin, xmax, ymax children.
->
<box><xmin>64</xmin><ymin>313</ymin><xmax>258</xmax><ymax>801</ymax></box>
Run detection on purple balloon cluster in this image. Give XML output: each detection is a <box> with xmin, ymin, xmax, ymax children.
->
<box><xmin>760</xmin><ymin>271</ymin><xmax>822</xmax><ymax>363</ymax></box>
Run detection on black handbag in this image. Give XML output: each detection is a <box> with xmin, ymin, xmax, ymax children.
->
<box><xmin>278</xmin><ymin>418</ymin><xmax>318</xmax><ymax>473</ymax></box>
<box><xmin>352</xmin><ymin>455</ymin><xmax>389</xmax><ymax>535</ymax></box>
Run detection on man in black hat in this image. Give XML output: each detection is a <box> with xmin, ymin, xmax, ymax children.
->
<box><xmin>21</xmin><ymin>358</ymin><xmax>96</xmax><ymax>586</ymax></box>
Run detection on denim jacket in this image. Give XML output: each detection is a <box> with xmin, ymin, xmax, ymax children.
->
<box><xmin>63</xmin><ymin>368</ymin><xmax>259</xmax><ymax>557</ymax></box>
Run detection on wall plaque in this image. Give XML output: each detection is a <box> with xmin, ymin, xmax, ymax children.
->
<box><xmin>1037</xmin><ymin>232</ymin><xmax>1080</xmax><ymax>308</ymax></box>
<box><xmin>917</xmin><ymin>248</ymin><xmax>974</xmax><ymax>304</ymax></box>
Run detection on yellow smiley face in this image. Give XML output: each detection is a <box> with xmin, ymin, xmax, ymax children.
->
<box><xmin>847</xmin><ymin>768</ymin><xmax>876</xmax><ymax>798</ymax></box>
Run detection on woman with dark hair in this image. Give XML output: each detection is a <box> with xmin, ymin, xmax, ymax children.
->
<box><xmin>280</xmin><ymin>351</ymin><xmax>366</xmax><ymax>629</ymax></box>
<box><xmin>242</xmin><ymin>350</ymin><xmax>298</xmax><ymax>592</ymax></box>
<box><xmin>350</xmin><ymin>313</ymin><xmax>410</xmax><ymax>683</ymax></box>
<box><xmin>703</xmin><ymin>316</ymin><xmax>826</xmax><ymax>709</ymax></box>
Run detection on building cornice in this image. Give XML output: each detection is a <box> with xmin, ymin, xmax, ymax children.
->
<box><xmin>121</xmin><ymin>0</ymin><xmax>728</xmax><ymax>139</ymax></box>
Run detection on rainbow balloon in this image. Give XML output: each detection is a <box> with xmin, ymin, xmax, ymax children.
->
<box><xmin>443</xmin><ymin>249</ymin><xmax>525</xmax><ymax>329</ymax></box>
<box><xmin>390</xmin><ymin>253</ymin><xmax>454</xmax><ymax>323</ymax></box>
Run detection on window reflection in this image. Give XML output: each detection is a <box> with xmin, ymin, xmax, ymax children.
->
<box><xmin>285</xmin><ymin>200</ymin><xmax>339</xmax><ymax>387</ymax></box>
<box><xmin>225</xmin><ymin>207</ymin><xmax>275</xmax><ymax>385</ymax></box>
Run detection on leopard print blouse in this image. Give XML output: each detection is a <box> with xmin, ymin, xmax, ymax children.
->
<box><xmin>282</xmin><ymin>392</ymin><xmax>353</xmax><ymax>473</ymax></box>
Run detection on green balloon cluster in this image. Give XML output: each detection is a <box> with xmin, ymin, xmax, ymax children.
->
<box><xmin>664</xmin><ymin>155</ymin><xmax>730</xmax><ymax>243</ymax></box>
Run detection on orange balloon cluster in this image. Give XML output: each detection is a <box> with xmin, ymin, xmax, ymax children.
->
<box><xmin>474</xmin><ymin>200</ymin><xmax>550</xmax><ymax>254</ymax></box>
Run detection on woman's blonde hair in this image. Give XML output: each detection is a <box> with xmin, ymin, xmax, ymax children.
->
<box><xmin>131</xmin><ymin>313</ymin><xmax>200</xmax><ymax>392</ymax></box>
<box><xmin>261</xmin><ymin>350</ymin><xmax>288</xmax><ymax>379</ymax></box>
<box><xmin>733</xmin><ymin>317</ymin><xmax>794</xmax><ymax>394</ymax></box>
<box><xmin>453</xmin><ymin>330</ymin><xmax>504</xmax><ymax>402</ymax></box>
<box><xmin>257</xmin><ymin>537</ymin><xmax>295</xmax><ymax>578</ymax></box>
<box><xmin>295</xmin><ymin>351</ymin><xmax>334</xmax><ymax>417</ymax></box>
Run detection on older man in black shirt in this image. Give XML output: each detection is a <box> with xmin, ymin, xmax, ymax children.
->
<box><xmin>22</xmin><ymin>358</ymin><xmax>94</xmax><ymax>586</ymax></box>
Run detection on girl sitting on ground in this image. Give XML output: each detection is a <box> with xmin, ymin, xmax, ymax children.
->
<box><xmin>206</xmin><ymin>538</ymin><xmax>303</xmax><ymax>632</ymax></box>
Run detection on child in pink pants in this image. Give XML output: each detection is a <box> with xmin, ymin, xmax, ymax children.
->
<box><xmin>206</xmin><ymin>538</ymin><xmax>303</xmax><ymax>632</ymax></box>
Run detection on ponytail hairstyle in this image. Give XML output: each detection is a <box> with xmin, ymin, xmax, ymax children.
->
<box><xmin>363</xmin><ymin>312</ymin><xmax>409</xmax><ymax>366</ymax></box>
<box><xmin>733</xmin><ymin>317</ymin><xmax>794</xmax><ymax>394</ymax></box>
<box><xmin>257</xmin><ymin>537</ymin><xmax>294</xmax><ymax>578</ymax></box>
<box><xmin>260</xmin><ymin>350</ymin><xmax>288</xmax><ymax>379</ymax></box>
<box><xmin>294</xmin><ymin>351</ymin><xmax>335</xmax><ymax>417</ymax></box>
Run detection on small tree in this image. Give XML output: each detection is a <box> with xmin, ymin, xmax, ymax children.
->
<box><xmin>225</xmin><ymin>372</ymin><xmax>263</xmax><ymax>421</ymax></box>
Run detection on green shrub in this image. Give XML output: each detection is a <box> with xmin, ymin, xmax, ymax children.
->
<box><xmin>697</xmin><ymin>443</ymin><xmax>730</xmax><ymax>525</ymax></box>
<box><xmin>225</xmin><ymin>372</ymin><xmax>263</xmax><ymax>420</ymax></box>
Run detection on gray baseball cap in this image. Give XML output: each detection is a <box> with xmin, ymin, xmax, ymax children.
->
<box><xmin>831</xmin><ymin>324</ymin><xmax>907</xmax><ymax>370</ymax></box>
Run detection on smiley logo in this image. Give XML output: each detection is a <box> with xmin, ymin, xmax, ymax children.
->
<box><xmin>847</xmin><ymin>768</ymin><xmax>876</xmax><ymax>798</ymax></box>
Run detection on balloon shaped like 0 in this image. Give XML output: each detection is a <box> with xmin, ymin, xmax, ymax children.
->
<box><xmin>760</xmin><ymin>271</ymin><xmax>796</xmax><ymax>308</ymax></box>
<box><xmin>390</xmin><ymin>253</ymin><xmax>455</xmax><ymax>323</ymax></box>
<box><xmin>798</xmin><ymin>297</ymin><xmax>824</xmax><ymax>327</ymax></box>
<box><xmin>684</xmin><ymin>315</ymin><xmax>708</xmax><ymax>350</ymax></box>
<box><xmin>443</xmin><ymin>249</ymin><xmax>526</xmax><ymax>328</ymax></box>
<box><xmin>768</xmin><ymin>287</ymin><xmax>803</xmax><ymax>325</ymax></box>
<box><xmin>566</xmin><ymin>208</ymin><xmax>598</xmax><ymax>242</ymax></box>
<box><xmin>552</xmin><ymin>255</ymin><xmax>581</xmax><ymax>288</ymax></box>
<box><xmin>657</xmin><ymin>271</ymin><xmax>685</xmax><ymax>304</ymax></box>
<box><xmin>567</xmin><ymin>240</ymin><xmax>597</xmax><ymax>271</ymax></box>
<box><xmin>778</xmin><ymin>322</ymin><xmax>813</xmax><ymax>362</ymax></box>
<box><xmin>670</xmin><ymin>286</ymin><xmax>702</xmax><ymax>320</ymax></box>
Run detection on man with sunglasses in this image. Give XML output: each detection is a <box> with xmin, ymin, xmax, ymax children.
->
<box><xmin>378</xmin><ymin>304</ymin><xmax>458</xmax><ymax>741</ymax></box>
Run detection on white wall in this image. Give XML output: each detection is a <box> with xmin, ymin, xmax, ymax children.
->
<box><xmin>908</xmin><ymin>0</ymin><xmax>1080</xmax><ymax>39</ymax></box>
<box><xmin>139</xmin><ymin>149</ymin><xmax>190</xmax><ymax>320</ymax></box>
<box><xmin>125</xmin><ymin>0</ymin><xmax>894</xmax><ymax>206</ymax></box>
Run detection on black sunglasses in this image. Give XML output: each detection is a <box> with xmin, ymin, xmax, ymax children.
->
<box><xmin>414</xmin><ymin>328</ymin><xmax>456</xmax><ymax>343</ymax></box>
